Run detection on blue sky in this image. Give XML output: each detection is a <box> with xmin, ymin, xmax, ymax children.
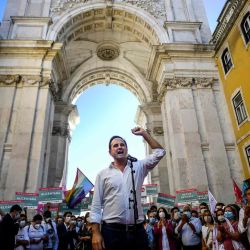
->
<box><xmin>0</xmin><ymin>0</ymin><xmax>226</xmax><ymax>189</ymax></box>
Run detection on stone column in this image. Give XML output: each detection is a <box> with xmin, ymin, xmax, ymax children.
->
<box><xmin>0</xmin><ymin>76</ymin><xmax>55</xmax><ymax>199</ymax></box>
<box><xmin>47</xmin><ymin>101</ymin><xmax>78</xmax><ymax>188</ymax></box>
<box><xmin>137</xmin><ymin>102</ymin><xmax>169</xmax><ymax>194</ymax></box>
<box><xmin>160</xmin><ymin>77</ymin><xmax>209</xmax><ymax>193</ymax></box>
<box><xmin>159</xmin><ymin>77</ymin><xmax>236</xmax><ymax>203</ymax></box>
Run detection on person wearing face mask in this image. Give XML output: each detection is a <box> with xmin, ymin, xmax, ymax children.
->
<box><xmin>15</xmin><ymin>214</ymin><xmax>29</xmax><ymax>250</ymax></box>
<box><xmin>57</xmin><ymin>211</ymin><xmax>78</xmax><ymax>250</ymax></box>
<box><xmin>26</xmin><ymin>214</ymin><xmax>48</xmax><ymax>250</ymax></box>
<box><xmin>145</xmin><ymin>210</ymin><xmax>156</xmax><ymax>250</ymax></box>
<box><xmin>0</xmin><ymin>204</ymin><xmax>22</xmax><ymax>250</ymax></box>
<box><xmin>175</xmin><ymin>205</ymin><xmax>202</xmax><ymax>250</ymax></box>
<box><xmin>76</xmin><ymin>217</ymin><xmax>83</xmax><ymax>233</ymax></box>
<box><xmin>77</xmin><ymin>212</ymin><xmax>93</xmax><ymax>250</ymax></box>
<box><xmin>170</xmin><ymin>207</ymin><xmax>182</xmax><ymax>250</ymax></box>
<box><xmin>217</xmin><ymin>205</ymin><xmax>245</xmax><ymax>249</ymax></box>
<box><xmin>201</xmin><ymin>210</ymin><xmax>217</xmax><ymax>250</ymax></box>
<box><xmin>199</xmin><ymin>203</ymin><xmax>209</xmax><ymax>219</ymax></box>
<box><xmin>43</xmin><ymin>210</ymin><xmax>59</xmax><ymax>250</ymax></box>
<box><xmin>154</xmin><ymin>207</ymin><xmax>176</xmax><ymax>250</ymax></box>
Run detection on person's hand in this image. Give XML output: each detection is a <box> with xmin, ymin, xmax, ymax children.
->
<box><xmin>92</xmin><ymin>231</ymin><xmax>105</xmax><ymax>250</ymax></box>
<box><xmin>131</xmin><ymin>127</ymin><xmax>146</xmax><ymax>136</ymax></box>
<box><xmin>182</xmin><ymin>214</ymin><xmax>189</xmax><ymax>223</ymax></box>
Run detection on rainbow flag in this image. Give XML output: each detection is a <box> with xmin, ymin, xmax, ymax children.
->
<box><xmin>65</xmin><ymin>168</ymin><xmax>94</xmax><ymax>208</ymax></box>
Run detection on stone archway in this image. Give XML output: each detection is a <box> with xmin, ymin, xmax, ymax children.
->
<box><xmin>0</xmin><ymin>0</ymin><xmax>243</xmax><ymax>203</ymax></box>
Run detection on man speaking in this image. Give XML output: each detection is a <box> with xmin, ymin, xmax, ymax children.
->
<box><xmin>90</xmin><ymin>127</ymin><xmax>166</xmax><ymax>250</ymax></box>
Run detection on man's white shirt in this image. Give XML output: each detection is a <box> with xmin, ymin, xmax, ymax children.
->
<box><xmin>90</xmin><ymin>148</ymin><xmax>166</xmax><ymax>224</ymax></box>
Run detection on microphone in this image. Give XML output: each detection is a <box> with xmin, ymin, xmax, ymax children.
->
<box><xmin>127</xmin><ymin>154</ymin><xmax>138</xmax><ymax>162</ymax></box>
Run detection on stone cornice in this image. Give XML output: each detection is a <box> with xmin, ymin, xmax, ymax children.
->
<box><xmin>146</xmin><ymin>43</ymin><xmax>215</xmax><ymax>81</ymax></box>
<box><xmin>157</xmin><ymin>77</ymin><xmax>215</xmax><ymax>101</ymax></box>
<box><xmin>211</xmin><ymin>0</ymin><xmax>248</xmax><ymax>49</ymax></box>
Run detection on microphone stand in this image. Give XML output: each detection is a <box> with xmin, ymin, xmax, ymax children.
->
<box><xmin>128</xmin><ymin>157</ymin><xmax>138</xmax><ymax>226</ymax></box>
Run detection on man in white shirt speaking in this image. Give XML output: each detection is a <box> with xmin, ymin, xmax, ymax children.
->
<box><xmin>90</xmin><ymin>127</ymin><xmax>166</xmax><ymax>250</ymax></box>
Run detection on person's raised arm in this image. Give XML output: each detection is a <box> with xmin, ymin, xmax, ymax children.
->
<box><xmin>131</xmin><ymin>127</ymin><xmax>164</xmax><ymax>149</ymax></box>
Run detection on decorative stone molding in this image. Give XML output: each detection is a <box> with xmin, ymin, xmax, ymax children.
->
<box><xmin>153</xmin><ymin>126</ymin><xmax>164</xmax><ymax>135</ymax></box>
<box><xmin>21</xmin><ymin>75</ymin><xmax>42</xmax><ymax>86</ymax></box>
<box><xmin>0</xmin><ymin>75</ymin><xmax>21</xmax><ymax>86</ymax></box>
<box><xmin>69</xmin><ymin>70</ymin><xmax>147</xmax><ymax>103</ymax></box>
<box><xmin>193</xmin><ymin>77</ymin><xmax>215</xmax><ymax>88</ymax></box>
<box><xmin>52</xmin><ymin>125</ymin><xmax>71</xmax><ymax>139</ymax></box>
<box><xmin>97</xmin><ymin>43</ymin><xmax>120</xmax><ymax>61</ymax></box>
<box><xmin>157</xmin><ymin>77</ymin><xmax>215</xmax><ymax>102</ymax></box>
<box><xmin>121</xmin><ymin>0</ymin><xmax>166</xmax><ymax>20</ymax></box>
<box><xmin>50</xmin><ymin>0</ymin><xmax>166</xmax><ymax>20</ymax></box>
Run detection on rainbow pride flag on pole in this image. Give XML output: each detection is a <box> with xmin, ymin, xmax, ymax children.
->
<box><xmin>65</xmin><ymin>168</ymin><xmax>94</xmax><ymax>208</ymax></box>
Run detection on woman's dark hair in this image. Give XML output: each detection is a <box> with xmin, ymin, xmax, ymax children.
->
<box><xmin>225</xmin><ymin>204</ymin><xmax>239</xmax><ymax>219</ymax></box>
<box><xmin>157</xmin><ymin>207</ymin><xmax>170</xmax><ymax>220</ymax></box>
<box><xmin>108</xmin><ymin>136</ymin><xmax>127</xmax><ymax>150</ymax></box>
<box><xmin>33</xmin><ymin>214</ymin><xmax>43</xmax><ymax>222</ymax></box>
<box><xmin>202</xmin><ymin>209</ymin><xmax>214</xmax><ymax>224</ymax></box>
<box><xmin>43</xmin><ymin>210</ymin><xmax>52</xmax><ymax>218</ymax></box>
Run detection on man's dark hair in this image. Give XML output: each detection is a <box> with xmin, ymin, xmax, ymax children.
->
<box><xmin>43</xmin><ymin>210</ymin><xmax>52</xmax><ymax>218</ymax></box>
<box><xmin>191</xmin><ymin>210</ymin><xmax>198</xmax><ymax>215</ymax></box>
<box><xmin>216</xmin><ymin>202</ymin><xmax>225</xmax><ymax>207</ymax></box>
<box><xmin>33</xmin><ymin>214</ymin><xmax>43</xmax><ymax>221</ymax></box>
<box><xmin>170</xmin><ymin>206</ymin><xmax>179</xmax><ymax>213</ymax></box>
<box><xmin>10</xmin><ymin>204</ymin><xmax>22</xmax><ymax>213</ymax></box>
<box><xmin>150</xmin><ymin>205</ymin><xmax>157</xmax><ymax>211</ymax></box>
<box><xmin>108</xmin><ymin>136</ymin><xmax>127</xmax><ymax>150</ymax></box>
<box><xmin>63</xmin><ymin>211</ymin><xmax>72</xmax><ymax>218</ymax></box>
<box><xmin>199</xmin><ymin>202</ymin><xmax>208</xmax><ymax>208</ymax></box>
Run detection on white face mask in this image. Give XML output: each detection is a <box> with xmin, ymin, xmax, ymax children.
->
<box><xmin>200</xmin><ymin>209</ymin><xmax>206</xmax><ymax>214</ymax></box>
<box><xmin>19</xmin><ymin>220</ymin><xmax>26</xmax><ymax>228</ymax></box>
<box><xmin>86</xmin><ymin>217</ymin><xmax>91</xmax><ymax>223</ymax></box>
<box><xmin>34</xmin><ymin>224</ymin><xmax>41</xmax><ymax>230</ymax></box>
<box><xmin>204</xmin><ymin>216</ymin><xmax>212</xmax><ymax>223</ymax></box>
<box><xmin>45</xmin><ymin>218</ymin><xmax>51</xmax><ymax>223</ymax></box>
<box><xmin>159</xmin><ymin>212</ymin><xmax>165</xmax><ymax>218</ymax></box>
<box><xmin>217</xmin><ymin>215</ymin><xmax>225</xmax><ymax>222</ymax></box>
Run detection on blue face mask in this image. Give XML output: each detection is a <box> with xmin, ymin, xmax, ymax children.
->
<box><xmin>149</xmin><ymin>218</ymin><xmax>156</xmax><ymax>225</ymax></box>
<box><xmin>183</xmin><ymin>211</ymin><xmax>191</xmax><ymax>219</ymax></box>
<box><xmin>224</xmin><ymin>211</ymin><xmax>234</xmax><ymax>220</ymax></box>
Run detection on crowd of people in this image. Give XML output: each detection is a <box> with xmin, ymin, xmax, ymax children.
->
<box><xmin>143</xmin><ymin>201</ymin><xmax>250</xmax><ymax>250</ymax></box>
<box><xmin>0</xmin><ymin>197</ymin><xmax>250</xmax><ymax>250</ymax></box>
<box><xmin>0</xmin><ymin>205</ymin><xmax>92</xmax><ymax>250</ymax></box>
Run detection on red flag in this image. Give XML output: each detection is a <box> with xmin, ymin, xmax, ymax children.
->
<box><xmin>233</xmin><ymin>179</ymin><xmax>243</xmax><ymax>204</ymax></box>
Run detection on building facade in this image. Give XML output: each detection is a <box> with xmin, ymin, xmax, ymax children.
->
<box><xmin>212</xmin><ymin>0</ymin><xmax>250</xmax><ymax>179</ymax></box>
<box><xmin>0</xmin><ymin>0</ymin><xmax>243</xmax><ymax>203</ymax></box>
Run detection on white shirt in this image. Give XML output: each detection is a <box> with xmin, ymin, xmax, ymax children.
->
<box><xmin>238</xmin><ymin>208</ymin><xmax>250</xmax><ymax>243</ymax></box>
<box><xmin>15</xmin><ymin>227</ymin><xmax>29</xmax><ymax>250</ymax></box>
<box><xmin>175</xmin><ymin>217</ymin><xmax>202</xmax><ymax>246</ymax></box>
<box><xmin>25</xmin><ymin>224</ymin><xmax>46</xmax><ymax>250</ymax></box>
<box><xmin>162</xmin><ymin>226</ymin><xmax>170</xmax><ymax>250</ymax></box>
<box><xmin>90</xmin><ymin>148</ymin><xmax>166</xmax><ymax>224</ymax></box>
<box><xmin>202</xmin><ymin>225</ymin><xmax>213</xmax><ymax>249</ymax></box>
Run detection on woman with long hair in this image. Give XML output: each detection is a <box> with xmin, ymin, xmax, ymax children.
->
<box><xmin>154</xmin><ymin>207</ymin><xmax>176</xmax><ymax>250</ymax></box>
<box><xmin>217</xmin><ymin>204</ymin><xmax>245</xmax><ymax>249</ymax></box>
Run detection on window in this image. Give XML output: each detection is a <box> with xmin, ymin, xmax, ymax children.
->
<box><xmin>221</xmin><ymin>48</ymin><xmax>233</xmax><ymax>74</ymax></box>
<box><xmin>232</xmin><ymin>91</ymin><xmax>248</xmax><ymax>125</ymax></box>
<box><xmin>241</xmin><ymin>12</ymin><xmax>250</xmax><ymax>44</ymax></box>
<box><xmin>245</xmin><ymin>145</ymin><xmax>250</xmax><ymax>167</ymax></box>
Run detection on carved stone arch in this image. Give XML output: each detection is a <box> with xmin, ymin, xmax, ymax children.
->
<box><xmin>47</xmin><ymin>2</ymin><xmax>169</xmax><ymax>44</ymax></box>
<box><xmin>66</xmin><ymin>69</ymin><xmax>148</xmax><ymax>105</ymax></box>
